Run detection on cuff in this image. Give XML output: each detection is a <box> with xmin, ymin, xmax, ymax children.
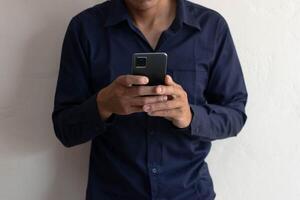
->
<box><xmin>189</xmin><ymin>104</ymin><xmax>209</xmax><ymax>136</ymax></box>
<box><xmin>82</xmin><ymin>93</ymin><xmax>116</xmax><ymax>134</ymax></box>
<box><xmin>172</xmin><ymin>104</ymin><xmax>208</xmax><ymax>136</ymax></box>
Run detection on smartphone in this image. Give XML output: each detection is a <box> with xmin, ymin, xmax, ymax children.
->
<box><xmin>131</xmin><ymin>52</ymin><xmax>168</xmax><ymax>86</ymax></box>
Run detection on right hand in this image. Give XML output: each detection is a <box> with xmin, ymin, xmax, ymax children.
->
<box><xmin>96</xmin><ymin>75</ymin><xmax>168</xmax><ymax>121</ymax></box>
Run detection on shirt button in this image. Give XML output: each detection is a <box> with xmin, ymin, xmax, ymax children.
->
<box><xmin>152</xmin><ymin>168</ymin><xmax>158</xmax><ymax>174</ymax></box>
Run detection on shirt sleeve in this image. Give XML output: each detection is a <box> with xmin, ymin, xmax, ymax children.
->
<box><xmin>51</xmin><ymin>17</ymin><xmax>116</xmax><ymax>147</ymax></box>
<box><xmin>177</xmin><ymin>16</ymin><xmax>248</xmax><ymax>141</ymax></box>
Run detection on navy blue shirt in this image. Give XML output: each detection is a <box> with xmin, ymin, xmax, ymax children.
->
<box><xmin>52</xmin><ymin>0</ymin><xmax>248</xmax><ymax>199</ymax></box>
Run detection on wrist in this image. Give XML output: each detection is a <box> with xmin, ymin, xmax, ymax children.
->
<box><xmin>173</xmin><ymin>107</ymin><xmax>193</xmax><ymax>128</ymax></box>
<box><xmin>96</xmin><ymin>89</ymin><xmax>112</xmax><ymax>121</ymax></box>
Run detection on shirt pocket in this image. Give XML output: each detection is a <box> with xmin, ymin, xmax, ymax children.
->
<box><xmin>169</xmin><ymin>65</ymin><xmax>208</xmax><ymax>104</ymax></box>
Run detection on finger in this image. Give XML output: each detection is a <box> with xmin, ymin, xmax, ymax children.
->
<box><xmin>127</xmin><ymin>82</ymin><xmax>182</xmax><ymax>97</ymax></box>
<box><xmin>147</xmin><ymin>108</ymin><xmax>180</xmax><ymax>118</ymax></box>
<box><xmin>155</xmin><ymin>85</ymin><xmax>182</xmax><ymax>97</ymax></box>
<box><xmin>131</xmin><ymin>95</ymin><xmax>168</xmax><ymax>106</ymax></box>
<box><xmin>165</xmin><ymin>74</ymin><xmax>182</xmax><ymax>88</ymax></box>
<box><xmin>116</xmin><ymin>75</ymin><xmax>149</xmax><ymax>87</ymax></box>
<box><xmin>126</xmin><ymin>85</ymin><xmax>160</xmax><ymax>97</ymax></box>
<box><xmin>126</xmin><ymin>105</ymin><xmax>144</xmax><ymax>114</ymax></box>
<box><xmin>165</xmin><ymin>74</ymin><xmax>178</xmax><ymax>86</ymax></box>
<box><xmin>143</xmin><ymin>99</ymin><xmax>181</xmax><ymax>112</ymax></box>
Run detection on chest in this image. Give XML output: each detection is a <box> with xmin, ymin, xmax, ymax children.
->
<box><xmin>138</xmin><ymin>25</ymin><xmax>167</xmax><ymax>50</ymax></box>
<box><xmin>89</xmin><ymin>26</ymin><xmax>213</xmax><ymax>105</ymax></box>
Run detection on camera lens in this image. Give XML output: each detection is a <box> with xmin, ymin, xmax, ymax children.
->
<box><xmin>136</xmin><ymin>57</ymin><xmax>147</xmax><ymax>67</ymax></box>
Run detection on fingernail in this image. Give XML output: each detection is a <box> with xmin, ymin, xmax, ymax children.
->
<box><xmin>143</xmin><ymin>77</ymin><xmax>149</xmax><ymax>83</ymax></box>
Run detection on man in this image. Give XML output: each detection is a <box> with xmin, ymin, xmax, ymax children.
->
<box><xmin>52</xmin><ymin>0</ymin><xmax>248</xmax><ymax>199</ymax></box>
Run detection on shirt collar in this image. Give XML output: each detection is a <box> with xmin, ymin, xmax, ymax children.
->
<box><xmin>176</xmin><ymin>0</ymin><xmax>201</xmax><ymax>31</ymax></box>
<box><xmin>104</xmin><ymin>0</ymin><xmax>201</xmax><ymax>31</ymax></box>
<box><xmin>104</xmin><ymin>0</ymin><xmax>129</xmax><ymax>27</ymax></box>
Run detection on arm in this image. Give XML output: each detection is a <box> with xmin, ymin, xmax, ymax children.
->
<box><xmin>51</xmin><ymin>17</ymin><xmax>115</xmax><ymax>148</ymax></box>
<box><xmin>187</xmin><ymin>16</ymin><xmax>248</xmax><ymax>141</ymax></box>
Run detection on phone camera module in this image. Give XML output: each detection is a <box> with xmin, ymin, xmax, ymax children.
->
<box><xmin>136</xmin><ymin>57</ymin><xmax>147</xmax><ymax>67</ymax></box>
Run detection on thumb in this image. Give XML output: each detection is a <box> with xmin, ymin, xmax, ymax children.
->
<box><xmin>165</xmin><ymin>74</ymin><xmax>176</xmax><ymax>86</ymax></box>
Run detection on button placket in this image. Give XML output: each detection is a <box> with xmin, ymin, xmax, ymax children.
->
<box><xmin>146</xmin><ymin>115</ymin><xmax>163</xmax><ymax>199</ymax></box>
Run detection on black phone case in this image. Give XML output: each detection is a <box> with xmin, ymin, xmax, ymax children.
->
<box><xmin>131</xmin><ymin>52</ymin><xmax>168</xmax><ymax>86</ymax></box>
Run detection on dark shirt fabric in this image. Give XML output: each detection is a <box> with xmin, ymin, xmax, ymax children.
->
<box><xmin>52</xmin><ymin>0</ymin><xmax>248</xmax><ymax>199</ymax></box>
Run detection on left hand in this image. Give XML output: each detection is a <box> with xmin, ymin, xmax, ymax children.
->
<box><xmin>143</xmin><ymin>74</ymin><xmax>192</xmax><ymax>128</ymax></box>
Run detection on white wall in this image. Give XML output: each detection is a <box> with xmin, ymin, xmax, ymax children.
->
<box><xmin>0</xmin><ymin>0</ymin><xmax>299</xmax><ymax>199</ymax></box>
